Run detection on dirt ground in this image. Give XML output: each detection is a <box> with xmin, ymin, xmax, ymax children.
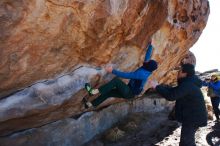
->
<box><xmin>85</xmin><ymin>111</ymin><xmax>220</xmax><ymax>146</ymax></box>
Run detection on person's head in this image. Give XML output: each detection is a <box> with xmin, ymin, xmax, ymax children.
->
<box><xmin>178</xmin><ymin>63</ymin><xmax>195</xmax><ymax>79</ymax></box>
<box><xmin>181</xmin><ymin>52</ymin><xmax>196</xmax><ymax>66</ymax></box>
<box><xmin>143</xmin><ymin>60</ymin><xmax>158</xmax><ymax>72</ymax></box>
<box><xmin>211</xmin><ymin>74</ymin><xmax>218</xmax><ymax>82</ymax></box>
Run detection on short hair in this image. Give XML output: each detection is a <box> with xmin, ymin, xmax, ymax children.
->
<box><xmin>143</xmin><ymin>60</ymin><xmax>158</xmax><ymax>72</ymax></box>
<box><xmin>181</xmin><ymin>63</ymin><xmax>195</xmax><ymax>77</ymax></box>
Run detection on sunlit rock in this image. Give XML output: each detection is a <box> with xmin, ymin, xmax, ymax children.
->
<box><xmin>0</xmin><ymin>0</ymin><xmax>209</xmax><ymax>143</ymax></box>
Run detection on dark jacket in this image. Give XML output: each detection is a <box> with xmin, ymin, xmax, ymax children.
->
<box><xmin>156</xmin><ymin>75</ymin><xmax>207</xmax><ymax>127</ymax></box>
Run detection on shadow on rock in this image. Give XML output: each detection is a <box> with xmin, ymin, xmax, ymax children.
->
<box><xmin>85</xmin><ymin>112</ymin><xmax>180</xmax><ymax>146</ymax></box>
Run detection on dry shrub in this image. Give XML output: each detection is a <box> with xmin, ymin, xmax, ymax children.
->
<box><xmin>104</xmin><ymin>127</ymin><xmax>125</xmax><ymax>142</ymax></box>
<box><xmin>123</xmin><ymin>121</ymin><xmax>138</xmax><ymax>131</ymax></box>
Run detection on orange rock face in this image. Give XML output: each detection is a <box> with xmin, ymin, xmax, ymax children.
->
<box><xmin>0</xmin><ymin>0</ymin><xmax>167</xmax><ymax>98</ymax></box>
<box><xmin>0</xmin><ymin>0</ymin><xmax>209</xmax><ymax>138</ymax></box>
<box><xmin>147</xmin><ymin>0</ymin><xmax>209</xmax><ymax>87</ymax></box>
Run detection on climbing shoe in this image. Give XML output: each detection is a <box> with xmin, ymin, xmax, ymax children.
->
<box><xmin>85</xmin><ymin>83</ymin><xmax>93</xmax><ymax>96</ymax></box>
<box><xmin>82</xmin><ymin>97</ymin><xmax>93</xmax><ymax>109</ymax></box>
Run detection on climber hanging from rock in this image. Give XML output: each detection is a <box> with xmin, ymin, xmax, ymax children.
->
<box><xmin>82</xmin><ymin>39</ymin><xmax>158</xmax><ymax>109</ymax></box>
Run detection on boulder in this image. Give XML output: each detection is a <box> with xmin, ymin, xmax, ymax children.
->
<box><xmin>0</xmin><ymin>0</ymin><xmax>209</xmax><ymax>141</ymax></box>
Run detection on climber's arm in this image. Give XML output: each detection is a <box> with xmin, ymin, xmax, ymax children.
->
<box><xmin>144</xmin><ymin>41</ymin><xmax>153</xmax><ymax>62</ymax></box>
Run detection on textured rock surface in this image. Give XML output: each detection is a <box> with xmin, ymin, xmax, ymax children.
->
<box><xmin>149</xmin><ymin>0</ymin><xmax>209</xmax><ymax>86</ymax></box>
<box><xmin>0</xmin><ymin>66</ymin><xmax>104</xmax><ymax>136</ymax></box>
<box><xmin>0</xmin><ymin>94</ymin><xmax>171</xmax><ymax>146</ymax></box>
<box><xmin>159</xmin><ymin>51</ymin><xmax>197</xmax><ymax>86</ymax></box>
<box><xmin>0</xmin><ymin>0</ymin><xmax>167</xmax><ymax>98</ymax></box>
<box><xmin>0</xmin><ymin>0</ymin><xmax>209</xmax><ymax>143</ymax></box>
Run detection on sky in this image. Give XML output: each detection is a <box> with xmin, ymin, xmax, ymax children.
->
<box><xmin>190</xmin><ymin>0</ymin><xmax>220</xmax><ymax>72</ymax></box>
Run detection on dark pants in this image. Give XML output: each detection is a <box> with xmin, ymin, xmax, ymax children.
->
<box><xmin>91</xmin><ymin>78</ymin><xmax>134</xmax><ymax>107</ymax></box>
<box><xmin>180</xmin><ymin>123</ymin><xmax>199</xmax><ymax>146</ymax></box>
<box><xmin>211</xmin><ymin>96</ymin><xmax>220</xmax><ymax>120</ymax></box>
